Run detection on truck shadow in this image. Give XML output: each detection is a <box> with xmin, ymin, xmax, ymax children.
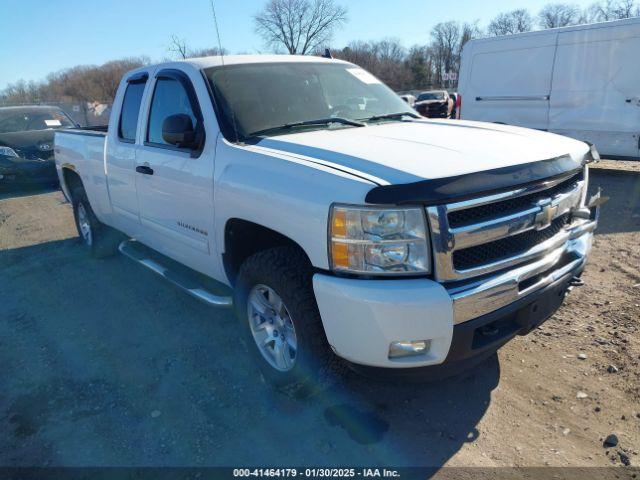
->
<box><xmin>589</xmin><ymin>169</ymin><xmax>640</xmax><ymax>235</ymax></box>
<box><xmin>301</xmin><ymin>356</ymin><xmax>499</xmax><ymax>466</ymax></box>
<box><xmin>1</xmin><ymin>238</ymin><xmax>498</xmax><ymax>468</ymax></box>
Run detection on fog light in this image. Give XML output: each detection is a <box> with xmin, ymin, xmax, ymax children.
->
<box><xmin>388</xmin><ymin>339</ymin><xmax>431</xmax><ymax>359</ymax></box>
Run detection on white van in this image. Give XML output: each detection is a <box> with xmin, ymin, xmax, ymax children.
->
<box><xmin>458</xmin><ymin>18</ymin><xmax>640</xmax><ymax>159</ymax></box>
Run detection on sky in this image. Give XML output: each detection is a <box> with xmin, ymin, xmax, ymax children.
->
<box><xmin>0</xmin><ymin>0</ymin><xmax>597</xmax><ymax>90</ymax></box>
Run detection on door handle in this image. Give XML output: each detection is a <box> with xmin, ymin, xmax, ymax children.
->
<box><xmin>136</xmin><ymin>165</ymin><xmax>154</xmax><ymax>175</ymax></box>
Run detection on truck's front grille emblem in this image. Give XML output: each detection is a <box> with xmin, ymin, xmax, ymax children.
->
<box><xmin>534</xmin><ymin>199</ymin><xmax>559</xmax><ymax>230</ymax></box>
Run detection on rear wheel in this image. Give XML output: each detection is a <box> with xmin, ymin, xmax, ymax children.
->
<box><xmin>234</xmin><ymin>247</ymin><xmax>341</xmax><ymax>390</ymax></box>
<box><xmin>71</xmin><ymin>185</ymin><xmax>122</xmax><ymax>258</ymax></box>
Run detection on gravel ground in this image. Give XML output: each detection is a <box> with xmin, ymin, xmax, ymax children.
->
<box><xmin>0</xmin><ymin>167</ymin><xmax>638</xmax><ymax>471</ymax></box>
<box><xmin>592</xmin><ymin>159</ymin><xmax>640</xmax><ymax>174</ymax></box>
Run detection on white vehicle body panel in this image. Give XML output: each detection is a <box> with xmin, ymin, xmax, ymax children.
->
<box><xmin>55</xmin><ymin>132</ymin><xmax>111</xmax><ymax>217</ymax></box>
<box><xmin>313</xmin><ymin>274</ymin><xmax>453</xmax><ymax>368</ymax></box>
<box><xmin>256</xmin><ymin>120</ymin><xmax>588</xmax><ymax>184</ymax></box>
<box><xmin>213</xmin><ymin>138</ymin><xmax>374</xmax><ymax>272</ymax></box>
<box><xmin>106</xmin><ymin>71</ymin><xmax>143</xmax><ymax>228</ymax></box>
<box><xmin>459</xmin><ymin>18</ymin><xmax>640</xmax><ymax>159</ymax></box>
<box><xmin>54</xmin><ymin>55</ymin><xmax>597</xmax><ymax>369</ymax></box>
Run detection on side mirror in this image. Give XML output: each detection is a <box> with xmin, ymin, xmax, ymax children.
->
<box><xmin>162</xmin><ymin>114</ymin><xmax>197</xmax><ymax>148</ymax></box>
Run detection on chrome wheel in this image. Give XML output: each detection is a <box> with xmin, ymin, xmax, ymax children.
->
<box><xmin>77</xmin><ymin>202</ymin><xmax>93</xmax><ymax>246</ymax></box>
<box><xmin>247</xmin><ymin>284</ymin><xmax>297</xmax><ymax>372</ymax></box>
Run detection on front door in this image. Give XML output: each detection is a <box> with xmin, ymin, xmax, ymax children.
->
<box><xmin>134</xmin><ymin>69</ymin><xmax>215</xmax><ymax>273</ymax></box>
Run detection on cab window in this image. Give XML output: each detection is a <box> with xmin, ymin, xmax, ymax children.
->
<box><xmin>118</xmin><ymin>81</ymin><xmax>146</xmax><ymax>142</ymax></box>
<box><xmin>146</xmin><ymin>78</ymin><xmax>197</xmax><ymax>146</ymax></box>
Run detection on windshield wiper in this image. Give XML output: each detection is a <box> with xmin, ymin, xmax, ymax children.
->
<box><xmin>249</xmin><ymin>117</ymin><xmax>365</xmax><ymax>137</ymax></box>
<box><xmin>362</xmin><ymin>112</ymin><xmax>420</xmax><ymax>122</ymax></box>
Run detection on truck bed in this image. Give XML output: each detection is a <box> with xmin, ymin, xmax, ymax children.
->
<box><xmin>61</xmin><ymin>125</ymin><xmax>108</xmax><ymax>136</ymax></box>
<box><xmin>54</xmin><ymin>127</ymin><xmax>111</xmax><ymax>219</ymax></box>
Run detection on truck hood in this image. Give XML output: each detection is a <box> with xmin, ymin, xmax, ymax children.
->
<box><xmin>254</xmin><ymin>119</ymin><xmax>588</xmax><ymax>185</ymax></box>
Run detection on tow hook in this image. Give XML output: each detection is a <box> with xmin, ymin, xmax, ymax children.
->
<box><xmin>565</xmin><ymin>276</ymin><xmax>584</xmax><ymax>295</ymax></box>
<box><xmin>572</xmin><ymin>188</ymin><xmax>607</xmax><ymax>221</ymax></box>
<box><xmin>569</xmin><ymin>276</ymin><xmax>585</xmax><ymax>287</ymax></box>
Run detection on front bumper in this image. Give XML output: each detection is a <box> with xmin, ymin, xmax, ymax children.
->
<box><xmin>416</xmin><ymin>103</ymin><xmax>449</xmax><ymax>118</ymax></box>
<box><xmin>0</xmin><ymin>156</ymin><xmax>58</xmax><ymax>186</ymax></box>
<box><xmin>313</xmin><ymin>215</ymin><xmax>596</xmax><ymax>369</ymax></box>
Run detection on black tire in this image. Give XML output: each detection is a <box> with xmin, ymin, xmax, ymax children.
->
<box><xmin>233</xmin><ymin>246</ymin><xmax>341</xmax><ymax>391</ymax></box>
<box><xmin>71</xmin><ymin>185</ymin><xmax>123</xmax><ymax>258</ymax></box>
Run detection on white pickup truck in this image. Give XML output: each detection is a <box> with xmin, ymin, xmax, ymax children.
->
<box><xmin>55</xmin><ymin>55</ymin><xmax>601</xmax><ymax>386</ymax></box>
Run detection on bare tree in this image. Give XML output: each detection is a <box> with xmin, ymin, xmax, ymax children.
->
<box><xmin>189</xmin><ymin>47</ymin><xmax>228</xmax><ymax>57</ymax></box>
<box><xmin>459</xmin><ymin>21</ymin><xmax>482</xmax><ymax>52</ymax></box>
<box><xmin>538</xmin><ymin>3</ymin><xmax>581</xmax><ymax>28</ymax></box>
<box><xmin>334</xmin><ymin>40</ymin><xmax>378</xmax><ymax>72</ymax></box>
<box><xmin>430</xmin><ymin>21</ymin><xmax>481</xmax><ymax>84</ymax></box>
<box><xmin>328</xmin><ymin>19</ymin><xmax>481</xmax><ymax>91</ymax></box>
<box><xmin>431</xmin><ymin>21</ymin><xmax>460</xmax><ymax>85</ymax></box>
<box><xmin>1</xmin><ymin>57</ymin><xmax>149</xmax><ymax>110</ymax></box>
<box><xmin>332</xmin><ymin>39</ymin><xmax>411</xmax><ymax>90</ymax></box>
<box><xmin>589</xmin><ymin>0</ymin><xmax>639</xmax><ymax>20</ymax></box>
<box><xmin>254</xmin><ymin>0</ymin><xmax>347</xmax><ymax>54</ymax></box>
<box><xmin>168</xmin><ymin>34</ymin><xmax>189</xmax><ymax>59</ymax></box>
<box><xmin>488</xmin><ymin>9</ymin><xmax>533</xmax><ymax>35</ymax></box>
<box><xmin>374</xmin><ymin>39</ymin><xmax>411</xmax><ymax>89</ymax></box>
<box><xmin>1</xmin><ymin>80</ymin><xmax>33</xmax><ymax>105</ymax></box>
<box><xmin>405</xmin><ymin>45</ymin><xmax>433</xmax><ymax>89</ymax></box>
<box><xmin>166</xmin><ymin>35</ymin><xmax>228</xmax><ymax>60</ymax></box>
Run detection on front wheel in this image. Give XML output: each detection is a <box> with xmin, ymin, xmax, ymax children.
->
<box><xmin>234</xmin><ymin>247</ymin><xmax>341</xmax><ymax>390</ymax></box>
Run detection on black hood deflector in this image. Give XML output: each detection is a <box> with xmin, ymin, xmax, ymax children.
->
<box><xmin>365</xmin><ymin>155</ymin><xmax>583</xmax><ymax>205</ymax></box>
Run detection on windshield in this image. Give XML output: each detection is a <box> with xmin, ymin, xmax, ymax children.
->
<box><xmin>0</xmin><ymin>108</ymin><xmax>74</xmax><ymax>134</ymax></box>
<box><xmin>204</xmin><ymin>62</ymin><xmax>415</xmax><ymax>139</ymax></box>
<box><xmin>417</xmin><ymin>92</ymin><xmax>444</xmax><ymax>101</ymax></box>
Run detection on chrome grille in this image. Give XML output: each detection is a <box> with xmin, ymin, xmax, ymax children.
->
<box><xmin>447</xmin><ymin>172</ymin><xmax>583</xmax><ymax>228</ymax></box>
<box><xmin>452</xmin><ymin>214</ymin><xmax>570</xmax><ymax>271</ymax></box>
<box><xmin>427</xmin><ymin>169</ymin><xmax>586</xmax><ymax>282</ymax></box>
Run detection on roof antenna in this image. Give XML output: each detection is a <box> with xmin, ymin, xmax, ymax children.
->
<box><xmin>322</xmin><ymin>48</ymin><xmax>333</xmax><ymax>59</ymax></box>
<box><xmin>209</xmin><ymin>0</ymin><xmax>240</xmax><ymax>144</ymax></box>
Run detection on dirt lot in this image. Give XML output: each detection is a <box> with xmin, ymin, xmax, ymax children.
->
<box><xmin>0</xmin><ymin>166</ymin><xmax>639</xmax><ymax>471</ymax></box>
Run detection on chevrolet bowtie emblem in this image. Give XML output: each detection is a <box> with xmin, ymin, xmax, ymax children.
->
<box><xmin>534</xmin><ymin>199</ymin><xmax>557</xmax><ymax>230</ymax></box>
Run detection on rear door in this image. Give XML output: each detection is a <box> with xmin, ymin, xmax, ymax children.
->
<box><xmin>106</xmin><ymin>72</ymin><xmax>148</xmax><ymax>228</ymax></box>
<box><xmin>550</xmin><ymin>22</ymin><xmax>640</xmax><ymax>159</ymax></box>
<box><xmin>460</xmin><ymin>33</ymin><xmax>557</xmax><ymax>130</ymax></box>
<box><xmin>134</xmin><ymin>68</ymin><xmax>216</xmax><ymax>273</ymax></box>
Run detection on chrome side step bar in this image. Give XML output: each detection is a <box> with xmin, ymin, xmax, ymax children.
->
<box><xmin>118</xmin><ymin>240</ymin><xmax>233</xmax><ymax>308</ymax></box>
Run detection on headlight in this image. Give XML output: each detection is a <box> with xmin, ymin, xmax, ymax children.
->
<box><xmin>0</xmin><ymin>146</ymin><xmax>19</xmax><ymax>158</ymax></box>
<box><xmin>329</xmin><ymin>204</ymin><xmax>430</xmax><ymax>276</ymax></box>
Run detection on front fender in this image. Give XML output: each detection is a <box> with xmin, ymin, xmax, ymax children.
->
<box><xmin>213</xmin><ymin>139</ymin><xmax>376</xmax><ymax>271</ymax></box>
